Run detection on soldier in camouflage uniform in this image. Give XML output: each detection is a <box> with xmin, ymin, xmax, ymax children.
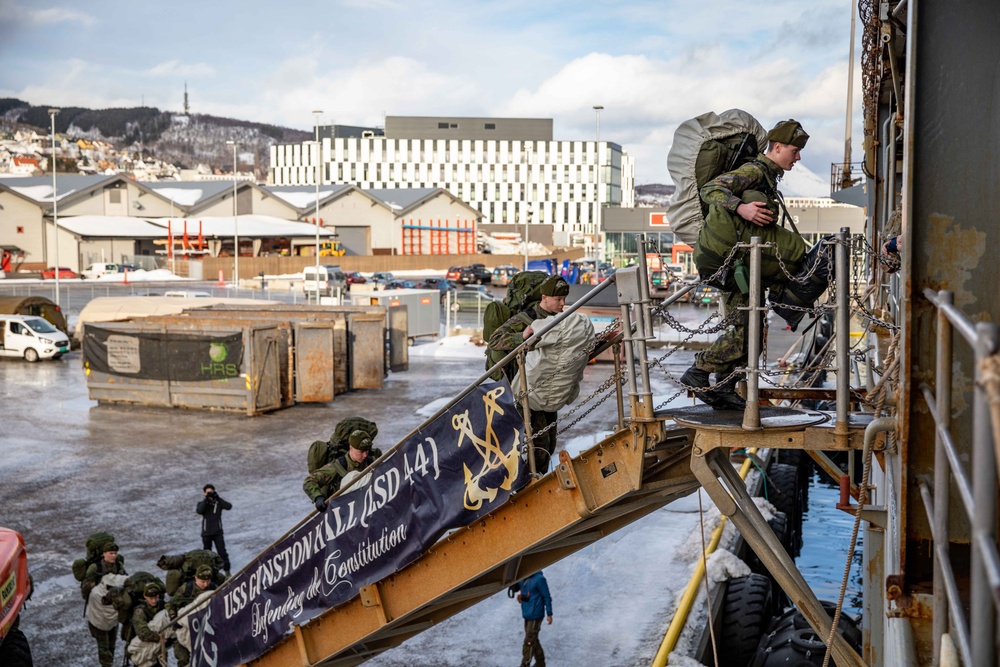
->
<box><xmin>168</xmin><ymin>566</ymin><xmax>217</xmax><ymax>667</ymax></box>
<box><xmin>84</xmin><ymin>542</ymin><xmax>128</xmax><ymax>667</ymax></box>
<box><xmin>304</xmin><ymin>430</ymin><xmax>382</xmax><ymax>511</ymax></box>
<box><xmin>487</xmin><ymin>275</ymin><xmax>570</xmax><ymax>473</ymax></box>
<box><xmin>128</xmin><ymin>583</ymin><xmax>166</xmax><ymax>666</ymax></box>
<box><xmin>681</xmin><ymin>119</ymin><xmax>809</xmax><ymax>410</ymax></box>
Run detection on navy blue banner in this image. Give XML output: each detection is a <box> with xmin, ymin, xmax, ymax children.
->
<box><xmin>188</xmin><ymin>380</ymin><xmax>528</xmax><ymax>667</ymax></box>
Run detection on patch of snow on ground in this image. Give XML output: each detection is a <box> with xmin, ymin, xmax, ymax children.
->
<box><xmin>415</xmin><ymin>396</ymin><xmax>453</xmax><ymax>419</ymax></box>
<box><xmin>706</xmin><ymin>548</ymin><xmax>751</xmax><ymax>582</ymax></box>
<box><xmin>89</xmin><ymin>269</ymin><xmax>185</xmax><ymax>282</ymax></box>
<box><xmin>409</xmin><ymin>334</ymin><xmax>486</xmax><ymax>360</ymax></box>
<box><xmin>668</xmin><ymin>652</ymin><xmax>707</xmax><ymax>667</ymax></box>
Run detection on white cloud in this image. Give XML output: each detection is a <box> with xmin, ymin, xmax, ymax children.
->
<box><xmin>0</xmin><ymin>0</ymin><xmax>96</xmax><ymax>26</ymax></box>
<box><xmin>146</xmin><ymin>60</ymin><xmax>216</xmax><ymax>78</ymax></box>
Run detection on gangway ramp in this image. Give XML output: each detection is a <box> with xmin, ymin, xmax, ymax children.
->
<box><xmin>252</xmin><ymin>422</ymin><xmax>698</xmax><ymax>666</ymax></box>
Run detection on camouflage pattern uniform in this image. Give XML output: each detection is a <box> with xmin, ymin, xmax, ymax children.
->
<box><xmin>168</xmin><ymin>578</ymin><xmax>217</xmax><ymax>667</ymax></box>
<box><xmin>695</xmin><ymin>155</ymin><xmax>783</xmax><ymax>378</ymax></box>
<box><xmin>132</xmin><ymin>597</ymin><xmax>165</xmax><ymax>643</ymax></box>
<box><xmin>302</xmin><ymin>451</ymin><xmax>378</xmax><ymax>502</ymax></box>
<box><xmin>487</xmin><ymin>303</ymin><xmax>561</xmax><ymax>473</ymax></box>
<box><xmin>84</xmin><ymin>555</ymin><xmax>127</xmax><ymax>667</ymax></box>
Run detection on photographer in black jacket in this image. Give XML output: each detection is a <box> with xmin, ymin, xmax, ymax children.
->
<box><xmin>196</xmin><ymin>484</ymin><xmax>232</xmax><ymax>574</ymax></box>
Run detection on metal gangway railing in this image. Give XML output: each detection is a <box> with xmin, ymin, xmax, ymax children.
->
<box><xmin>918</xmin><ymin>289</ymin><xmax>1000</xmax><ymax>667</ymax></box>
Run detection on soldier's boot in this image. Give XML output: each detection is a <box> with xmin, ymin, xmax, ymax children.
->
<box><xmin>704</xmin><ymin>375</ymin><xmax>746</xmax><ymax>411</ymax></box>
<box><xmin>679</xmin><ymin>365</ymin><xmax>711</xmax><ymax>394</ymax></box>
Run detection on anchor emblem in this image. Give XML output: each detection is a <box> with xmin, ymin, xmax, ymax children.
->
<box><xmin>453</xmin><ymin>386</ymin><xmax>523</xmax><ymax>511</ymax></box>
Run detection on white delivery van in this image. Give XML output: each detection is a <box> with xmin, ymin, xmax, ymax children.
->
<box><xmin>0</xmin><ymin>315</ymin><xmax>71</xmax><ymax>362</ymax></box>
<box><xmin>302</xmin><ymin>265</ymin><xmax>347</xmax><ymax>296</ymax></box>
<box><xmin>81</xmin><ymin>262</ymin><xmax>120</xmax><ymax>279</ymax></box>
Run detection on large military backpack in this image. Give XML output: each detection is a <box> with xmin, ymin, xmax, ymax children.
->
<box><xmin>307</xmin><ymin>416</ymin><xmax>379</xmax><ymax>473</ymax></box>
<box><xmin>108</xmin><ymin>571</ymin><xmax>164</xmax><ymax>631</ymax></box>
<box><xmin>157</xmin><ymin>549</ymin><xmax>225</xmax><ymax>595</ymax></box>
<box><xmin>72</xmin><ymin>531</ymin><xmax>119</xmax><ymax>581</ymax></box>
<box><xmin>483</xmin><ymin>271</ymin><xmax>550</xmax><ymax>381</ymax></box>
<box><xmin>665</xmin><ymin>109</ymin><xmax>768</xmax><ymax>245</ymax></box>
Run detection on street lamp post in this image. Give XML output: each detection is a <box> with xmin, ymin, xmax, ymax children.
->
<box><xmin>524</xmin><ymin>144</ymin><xmax>533</xmax><ymax>271</ymax></box>
<box><xmin>49</xmin><ymin>108</ymin><xmax>60</xmax><ymax>305</ymax></box>
<box><xmin>313</xmin><ymin>110</ymin><xmax>323</xmax><ymax>304</ymax></box>
<box><xmin>226</xmin><ymin>140</ymin><xmax>239</xmax><ymax>287</ymax></box>
<box><xmin>593</xmin><ymin>105</ymin><xmax>604</xmax><ymax>263</ymax></box>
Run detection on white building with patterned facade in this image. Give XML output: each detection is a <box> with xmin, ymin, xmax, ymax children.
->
<box><xmin>269</xmin><ymin>116</ymin><xmax>635</xmax><ymax>247</ymax></box>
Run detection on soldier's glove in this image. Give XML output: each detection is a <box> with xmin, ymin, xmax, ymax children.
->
<box><xmin>314</xmin><ymin>497</ymin><xmax>327</xmax><ymax>512</ymax></box>
<box><xmin>156</xmin><ymin>555</ymin><xmax>169</xmax><ymax>569</ymax></box>
<box><xmin>168</xmin><ymin>607</ymin><xmax>178</xmax><ymax>620</ymax></box>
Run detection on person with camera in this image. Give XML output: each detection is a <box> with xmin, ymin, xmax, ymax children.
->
<box><xmin>195</xmin><ymin>484</ymin><xmax>232</xmax><ymax>575</ymax></box>
<box><xmin>510</xmin><ymin>570</ymin><xmax>553</xmax><ymax>667</ymax></box>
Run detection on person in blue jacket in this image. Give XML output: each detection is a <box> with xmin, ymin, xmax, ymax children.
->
<box><xmin>511</xmin><ymin>571</ymin><xmax>553</xmax><ymax>667</ymax></box>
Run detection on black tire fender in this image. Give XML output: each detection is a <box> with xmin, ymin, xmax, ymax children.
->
<box><xmin>715</xmin><ymin>573</ymin><xmax>773</xmax><ymax>667</ymax></box>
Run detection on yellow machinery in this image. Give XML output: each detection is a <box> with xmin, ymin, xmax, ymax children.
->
<box><xmin>319</xmin><ymin>241</ymin><xmax>345</xmax><ymax>257</ymax></box>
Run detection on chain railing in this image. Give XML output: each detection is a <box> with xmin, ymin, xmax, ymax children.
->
<box><xmin>918</xmin><ymin>288</ymin><xmax>1000</xmax><ymax>667</ymax></box>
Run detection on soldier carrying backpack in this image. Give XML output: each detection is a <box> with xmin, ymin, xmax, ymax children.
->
<box><xmin>307</xmin><ymin>416</ymin><xmax>379</xmax><ymax>473</ymax></box>
<box><xmin>155</xmin><ymin>549</ymin><xmax>225</xmax><ymax>596</ymax></box>
<box><xmin>679</xmin><ymin>118</ymin><xmax>810</xmax><ymax>410</ymax></box>
<box><xmin>482</xmin><ymin>270</ymin><xmax>551</xmax><ymax>381</ymax></box>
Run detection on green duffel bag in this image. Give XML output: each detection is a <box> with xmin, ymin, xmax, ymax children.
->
<box><xmin>694</xmin><ymin>190</ymin><xmax>806</xmax><ymax>291</ymax></box>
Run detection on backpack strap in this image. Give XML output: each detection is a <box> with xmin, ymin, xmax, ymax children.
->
<box><xmin>331</xmin><ymin>455</ymin><xmax>350</xmax><ymax>478</ymax></box>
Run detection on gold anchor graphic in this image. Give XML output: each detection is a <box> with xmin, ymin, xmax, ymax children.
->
<box><xmin>453</xmin><ymin>386</ymin><xmax>522</xmax><ymax>511</ymax></box>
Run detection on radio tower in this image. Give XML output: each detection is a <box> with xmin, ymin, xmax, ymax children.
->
<box><xmin>184</xmin><ymin>82</ymin><xmax>190</xmax><ymax>115</ymax></box>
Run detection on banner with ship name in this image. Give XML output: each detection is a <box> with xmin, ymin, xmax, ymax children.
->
<box><xmin>188</xmin><ymin>380</ymin><xmax>528</xmax><ymax>667</ymax></box>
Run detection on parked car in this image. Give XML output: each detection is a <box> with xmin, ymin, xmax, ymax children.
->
<box><xmin>667</xmin><ymin>280</ymin><xmax>693</xmax><ymax>303</ymax></box>
<box><xmin>0</xmin><ymin>314</ymin><xmax>71</xmax><ymax>362</ymax></box>
<box><xmin>384</xmin><ymin>280</ymin><xmax>418</xmax><ymax>290</ymax></box>
<box><xmin>446</xmin><ymin>266</ymin><xmax>464</xmax><ymax>281</ymax></box>
<box><xmin>41</xmin><ymin>267</ymin><xmax>78</xmax><ymax>280</ymax></box>
<box><xmin>492</xmin><ymin>265</ymin><xmax>519</xmax><ymax>287</ymax></box>
<box><xmin>118</xmin><ymin>262</ymin><xmax>139</xmax><ymax>273</ymax></box>
<box><xmin>649</xmin><ymin>270</ymin><xmax>671</xmax><ymax>294</ymax></box>
<box><xmin>81</xmin><ymin>262</ymin><xmax>119</xmax><ymax>279</ymax></box>
<box><xmin>303</xmin><ymin>264</ymin><xmax>347</xmax><ymax>295</ymax></box>
<box><xmin>692</xmin><ymin>284</ymin><xmax>721</xmax><ymax>307</ymax></box>
<box><xmin>449</xmin><ymin>290</ymin><xmax>499</xmax><ymax>311</ymax></box>
<box><xmin>344</xmin><ymin>271</ymin><xmax>367</xmax><ymax>286</ymax></box>
<box><xmin>418</xmin><ymin>277</ymin><xmax>457</xmax><ymax>293</ymax></box>
<box><xmin>461</xmin><ymin>284</ymin><xmax>491</xmax><ymax>294</ymax></box>
<box><xmin>372</xmin><ymin>272</ymin><xmax>395</xmax><ymax>285</ymax></box>
<box><xmin>459</xmin><ymin>263</ymin><xmax>492</xmax><ymax>285</ymax></box>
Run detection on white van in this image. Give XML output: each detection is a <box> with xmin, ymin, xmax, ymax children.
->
<box><xmin>303</xmin><ymin>265</ymin><xmax>347</xmax><ymax>296</ymax></box>
<box><xmin>0</xmin><ymin>315</ymin><xmax>71</xmax><ymax>362</ymax></box>
<box><xmin>81</xmin><ymin>262</ymin><xmax>120</xmax><ymax>280</ymax></box>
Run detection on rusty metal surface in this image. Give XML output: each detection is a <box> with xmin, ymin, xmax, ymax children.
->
<box><xmin>904</xmin><ymin>0</ymin><xmax>1000</xmax><ymax>573</ymax></box>
<box><xmin>348</xmin><ymin>314</ymin><xmax>385</xmax><ymax>390</ymax></box>
<box><xmin>387</xmin><ymin>305</ymin><xmax>409</xmax><ymax>372</ymax></box>
<box><xmin>293</xmin><ymin>323</ymin><xmax>335</xmax><ymax>402</ymax></box>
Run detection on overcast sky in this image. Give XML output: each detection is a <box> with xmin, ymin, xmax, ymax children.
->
<box><xmin>0</xmin><ymin>0</ymin><xmax>863</xmax><ymax>185</ymax></box>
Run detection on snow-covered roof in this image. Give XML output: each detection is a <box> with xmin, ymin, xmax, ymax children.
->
<box><xmin>366</xmin><ymin>187</ymin><xmax>439</xmax><ymax>211</ymax></box>
<box><xmin>142</xmin><ymin>181</ymin><xmax>235</xmax><ymax>206</ymax></box>
<box><xmin>55</xmin><ymin>215</ymin><xmax>167</xmax><ymax>238</ymax></box>
<box><xmin>0</xmin><ymin>174</ymin><xmax>116</xmax><ymax>203</ymax></box>
<box><xmin>142</xmin><ymin>215</ymin><xmax>337</xmax><ymax>238</ymax></box>
<box><xmin>265</xmin><ymin>184</ymin><xmax>354</xmax><ymax>210</ymax></box>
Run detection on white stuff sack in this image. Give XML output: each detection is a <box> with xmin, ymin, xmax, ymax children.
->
<box><xmin>127</xmin><ymin>609</ymin><xmax>174</xmax><ymax>667</ymax></box>
<box><xmin>175</xmin><ymin>589</ymin><xmax>214</xmax><ymax>650</ymax></box>
<box><xmin>513</xmin><ymin>313</ymin><xmax>595</xmax><ymax>412</ymax></box>
<box><xmin>85</xmin><ymin>573</ymin><xmax>129</xmax><ymax>630</ymax></box>
<box><xmin>665</xmin><ymin>109</ymin><xmax>767</xmax><ymax>245</ymax></box>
